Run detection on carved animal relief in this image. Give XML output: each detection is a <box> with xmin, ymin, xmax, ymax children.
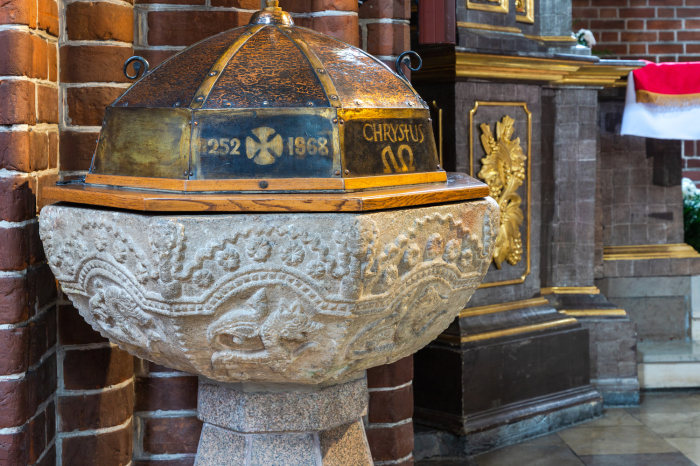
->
<box><xmin>478</xmin><ymin>115</ymin><xmax>526</xmax><ymax>269</ymax></box>
<box><xmin>40</xmin><ymin>200</ymin><xmax>497</xmax><ymax>383</ymax></box>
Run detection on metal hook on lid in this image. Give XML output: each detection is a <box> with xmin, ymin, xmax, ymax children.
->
<box><xmin>395</xmin><ymin>51</ymin><xmax>422</xmax><ymax>81</ymax></box>
<box><xmin>123</xmin><ymin>56</ymin><xmax>150</xmax><ymax>80</ymax></box>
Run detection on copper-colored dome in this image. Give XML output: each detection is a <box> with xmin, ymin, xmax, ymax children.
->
<box><xmin>87</xmin><ymin>1</ymin><xmax>442</xmax><ymax>193</ymax></box>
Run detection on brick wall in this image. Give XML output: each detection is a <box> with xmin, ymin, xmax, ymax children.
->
<box><xmin>133</xmin><ymin>360</ymin><xmax>200</xmax><ymax>465</ymax></box>
<box><xmin>572</xmin><ymin>0</ymin><xmax>700</xmax><ymax>181</ymax></box>
<box><xmin>52</xmin><ymin>0</ymin><xmax>138</xmax><ymax>464</ymax></box>
<box><xmin>359</xmin><ymin>0</ymin><xmax>410</xmax><ymax>68</ymax></box>
<box><xmin>599</xmin><ymin>97</ymin><xmax>685</xmax><ymax>248</ymax></box>
<box><xmin>684</xmin><ymin>141</ymin><xmax>700</xmax><ymax>182</ymax></box>
<box><xmin>0</xmin><ymin>0</ymin><xmax>60</xmax><ymax>461</ymax></box>
<box><xmin>134</xmin><ymin>0</ymin><xmax>358</xmax><ymax>69</ymax></box>
<box><xmin>56</xmin><ymin>304</ymin><xmax>134</xmax><ymax>466</ymax></box>
<box><xmin>59</xmin><ymin>0</ymin><xmax>133</xmax><ymax>173</ymax></box>
<box><xmin>366</xmin><ymin>357</ymin><xmax>415</xmax><ymax>466</ymax></box>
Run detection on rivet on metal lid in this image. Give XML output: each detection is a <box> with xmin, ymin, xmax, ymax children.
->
<box><xmin>196</xmin><ymin>96</ymin><xmax>204</xmax><ymax>101</ymax></box>
<box><xmin>209</xmin><ymin>71</ymin><xmax>217</xmax><ymax>76</ymax></box>
<box><xmin>330</xmin><ymin>95</ymin><xmax>338</xmax><ymax>100</ymax></box>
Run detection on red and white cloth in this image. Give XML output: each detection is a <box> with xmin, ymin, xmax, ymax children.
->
<box><xmin>621</xmin><ymin>61</ymin><xmax>700</xmax><ymax>140</ymax></box>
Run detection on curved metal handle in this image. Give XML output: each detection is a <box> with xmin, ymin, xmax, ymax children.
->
<box><xmin>395</xmin><ymin>51</ymin><xmax>422</xmax><ymax>81</ymax></box>
<box><xmin>123</xmin><ymin>56</ymin><xmax>150</xmax><ymax>80</ymax></box>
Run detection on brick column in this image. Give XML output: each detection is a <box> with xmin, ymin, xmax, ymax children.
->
<box><xmin>359</xmin><ymin>0</ymin><xmax>410</xmax><ymax>70</ymax></box>
<box><xmin>357</xmin><ymin>4</ymin><xmax>415</xmax><ymax>464</ymax></box>
<box><xmin>280</xmin><ymin>0</ymin><xmax>359</xmax><ymax>46</ymax></box>
<box><xmin>133</xmin><ymin>361</ymin><xmax>201</xmax><ymax>466</ymax></box>
<box><xmin>541</xmin><ymin>87</ymin><xmax>598</xmax><ymax>288</ymax></box>
<box><xmin>133</xmin><ymin>0</ymin><xmax>255</xmax><ymax>68</ymax></box>
<box><xmin>366</xmin><ymin>357</ymin><xmax>414</xmax><ymax>466</ymax></box>
<box><xmin>684</xmin><ymin>141</ymin><xmax>700</xmax><ymax>183</ymax></box>
<box><xmin>53</xmin><ymin>2</ymin><xmax>137</xmax><ymax>464</ymax></box>
<box><xmin>56</xmin><ymin>303</ymin><xmax>134</xmax><ymax>465</ymax></box>
<box><xmin>59</xmin><ymin>0</ymin><xmax>134</xmax><ymax>175</ymax></box>
<box><xmin>0</xmin><ymin>0</ymin><xmax>60</xmax><ymax>462</ymax></box>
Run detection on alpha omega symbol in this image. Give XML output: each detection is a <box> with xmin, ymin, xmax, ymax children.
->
<box><xmin>246</xmin><ymin>127</ymin><xmax>283</xmax><ymax>165</ymax></box>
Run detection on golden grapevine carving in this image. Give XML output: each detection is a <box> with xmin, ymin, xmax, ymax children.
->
<box><xmin>478</xmin><ymin>115</ymin><xmax>526</xmax><ymax>269</ymax></box>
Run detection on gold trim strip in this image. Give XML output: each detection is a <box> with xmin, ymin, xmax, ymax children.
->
<box><xmin>465</xmin><ymin>0</ymin><xmax>508</xmax><ymax>14</ymax></box>
<box><xmin>561</xmin><ymin>309</ymin><xmax>627</xmax><ymax>317</ymax></box>
<box><xmin>460</xmin><ymin>318</ymin><xmax>579</xmax><ymax>343</ymax></box>
<box><xmin>460</xmin><ymin>297</ymin><xmax>549</xmax><ymax>319</ymax></box>
<box><xmin>636</xmin><ymin>89</ymin><xmax>700</xmax><ymax>106</ymax></box>
<box><xmin>603</xmin><ymin>243</ymin><xmax>700</xmax><ymax>261</ymax></box>
<box><xmin>431</xmin><ymin>101</ymin><xmax>443</xmax><ymax>168</ymax></box>
<box><xmin>413</xmin><ymin>51</ymin><xmax>643</xmax><ymax>87</ymax></box>
<box><xmin>541</xmin><ymin>286</ymin><xmax>600</xmax><ymax>295</ymax></box>
<box><xmin>344</xmin><ymin>171</ymin><xmax>447</xmax><ymax>190</ymax></box>
<box><xmin>86</xmin><ymin>174</ymin><xmax>346</xmax><ymax>192</ymax></box>
<box><xmin>190</xmin><ymin>24</ymin><xmax>265</xmax><ymax>109</ymax></box>
<box><xmin>470</xmin><ymin>102</ymin><xmax>532</xmax><ymax>288</ymax></box>
<box><xmin>279</xmin><ymin>26</ymin><xmax>342</xmax><ymax>109</ymax></box>
<box><xmin>457</xmin><ymin>22</ymin><xmax>521</xmax><ymax>34</ymax></box>
<box><xmin>86</xmin><ymin>174</ymin><xmax>186</xmax><ymax>191</ymax></box>
<box><xmin>524</xmin><ymin>35</ymin><xmax>577</xmax><ymax>42</ymax></box>
<box><xmin>516</xmin><ymin>0</ymin><xmax>534</xmax><ymax>24</ymax></box>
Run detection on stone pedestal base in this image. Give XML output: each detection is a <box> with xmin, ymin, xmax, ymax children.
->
<box><xmin>544</xmin><ymin>290</ymin><xmax>640</xmax><ymax>406</ymax></box>
<box><xmin>194</xmin><ymin>376</ymin><xmax>373</xmax><ymax>466</ymax></box>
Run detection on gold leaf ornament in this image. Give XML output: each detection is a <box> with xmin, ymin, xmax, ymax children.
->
<box><xmin>478</xmin><ymin>115</ymin><xmax>526</xmax><ymax>269</ymax></box>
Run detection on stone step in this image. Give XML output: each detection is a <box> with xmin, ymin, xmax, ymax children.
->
<box><xmin>638</xmin><ymin>341</ymin><xmax>700</xmax><ymax>389</ymax></box>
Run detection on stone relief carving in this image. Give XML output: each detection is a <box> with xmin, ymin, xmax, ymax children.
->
<box><xmin>40</xmin><ymin>199</ymin><xmax>497</xmax><ymax>383</ymax></box>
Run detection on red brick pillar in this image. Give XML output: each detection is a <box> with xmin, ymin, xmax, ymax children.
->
<box><xmin>56</xmin><ymin>303</ymin><xmax>134</xmax><ymax>465</ymax></box>
<box><xmin>133</xmin><ymin>0</ymin><xmax>254</xmax><ymax>67</ymax></box>
<box><xmin>358</xmin><ymin>3</ymin><xmax>415</xmax><ymax>464</ymax></box>
<box><xmin>59</xmin><ymin>0</ymin><xmax>134</xmax><ymax>173</ymax></box>
<box><xmin>685</xmin><ymin>141</ymin><xmax>700</xmax><ymax>183</ymax></box>
<box><xmin>0</xmin><ymin>0</ymin><xmax>60</xmax><ymax>462</ymax></box>
<box><xmin>366</xmin><ymin>356</ymin><xmax>415</xmax><ymax>466</ymax></box>
<box><xmin>280</xmin><ymin>0</ymin><xmax>359</xmax><ymax>46</ymax></box>
<box><xmin>359</xmin><ymin>0</ymin><xmax>411</xmax><ymax>69</ymax></box>
<box><xmin>133</xmin><ymin>361</ymin><xmax>201</xmax><ymax>465</ymax></box>
<box><xmin>55</xmin><ymin>1</ymin><xmax>136</xmax><ymax>464</ymax></box>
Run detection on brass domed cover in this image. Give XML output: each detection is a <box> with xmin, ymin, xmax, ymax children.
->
<box><xmin>86</xmin><ymin>1</ymin><xmax>443</xmax><ymax>192</ymax></box>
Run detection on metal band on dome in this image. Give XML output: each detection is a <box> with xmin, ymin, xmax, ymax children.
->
<box><xmin>278</xmin><ymin>26</ymin><xmax>341</xmax><ymax>109</ymax></box>
<box><xmin>190</xmin><ymin>24</ymin><xmax>266</xmax><ymax>109</ymax></box>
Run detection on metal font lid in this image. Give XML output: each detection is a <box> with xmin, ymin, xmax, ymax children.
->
<box><xmin>87</xmin><ymin>2</ymin><xmax>443</xmax><ymax>193</ymax></box>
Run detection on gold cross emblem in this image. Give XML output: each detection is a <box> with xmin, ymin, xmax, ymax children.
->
<box><xmin>246</xmin><ymin>127</ymin><xmax>283</xmax><ymax>165</ymax></box>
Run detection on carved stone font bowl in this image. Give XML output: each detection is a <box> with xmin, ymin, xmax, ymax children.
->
<box><xmin>40</xmin><ymin>198</ymin><xmax>497</xmax><ymax>384</ymax></box>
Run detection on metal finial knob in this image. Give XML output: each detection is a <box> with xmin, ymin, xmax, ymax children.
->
<box><xmin>251</xmin><ymin>0</ymin><xmax>293</xmax><ymax>25</ymax></box>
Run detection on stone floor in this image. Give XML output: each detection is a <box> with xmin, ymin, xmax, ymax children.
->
<box><xmin>416</xmin><ymin>391</ymin><xmax>700</xmax><ymax>465</ymax></box>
